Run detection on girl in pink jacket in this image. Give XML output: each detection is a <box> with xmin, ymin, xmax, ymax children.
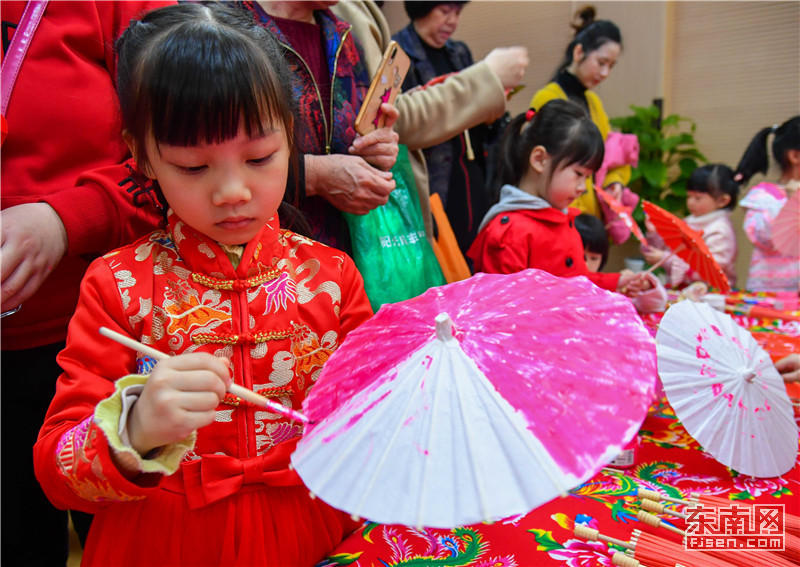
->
<box><xmin>735</xmin><ymin>116</ymin><xmax>799</xmax><ymax>292</ymax></box>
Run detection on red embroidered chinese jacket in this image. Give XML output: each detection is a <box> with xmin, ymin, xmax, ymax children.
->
<box><xmin>34</xmin><ymin>213</ymin><xmax>373</xmax><ymax>566</ymax></box>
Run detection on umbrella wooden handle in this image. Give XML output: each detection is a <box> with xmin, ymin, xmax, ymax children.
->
<box><xmin>640</xmin><ymin>498</ymin><xmax>688</xmax><ymax>519</ymax></box>
<box><xmin>642</xmin><ymin>242</ymin><xmax>686</xmax><ymax>276</ymax></box>
<box><xmin>637</xmin><ymin>487</ymin><xmax>693</xmax><ymax>506</ymax></box>
<box><xmin>611</xmin><ymin>552</ymin><xmax>642</xmax><ymax>567</ymax></box>
<box><xmin>637</xmin><ymin>510</ymin><xmax>686</xmax><ymax>536</ymax></box>
<box><xmin>574</xmin><ymin>524</ymin><xmax>632</xmax><ymax>549</ymax></box>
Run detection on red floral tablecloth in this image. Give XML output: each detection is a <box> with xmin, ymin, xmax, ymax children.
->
<box><xmin>320</xmin><ymin>398</ymin><xmax>799</xmax><ymax>567</ymax></box>
<box><xmin>319</xmin><ymin>294</ymin><xmax>800</xmax><ymax>567</ymax></box>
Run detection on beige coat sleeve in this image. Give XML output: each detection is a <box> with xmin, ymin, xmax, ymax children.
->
<box><xmin>395</xmin><ymin>61</ymin><xmax>505</xmax><ymax>151</ymax></box>
<box><xmin>331</xmin><ymin>1</ymin><xmax>390</xmax><ymax>76</ymax></box>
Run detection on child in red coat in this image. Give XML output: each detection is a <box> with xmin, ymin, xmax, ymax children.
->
<box><xmin>468</xmin><ymin>99</ymin><xmax>649</xmax><ymax>297</ymax></box>
<box><xmin>33</xmin><ymin>5</ymin><xmax>373</xmax><ymax>565</ymax></box>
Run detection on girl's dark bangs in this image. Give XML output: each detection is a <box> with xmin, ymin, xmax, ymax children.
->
<box><xmin>146</xmin><ymin>31</ymin><xmax>283</xmax><ymax>147</ymax></box>
<box><xmin>553</xmin><ymin>122</ymin><xmax>605</xmax><ymax>173</ymax></box>
<box><xmin>579</xmin><ymin>132</ymin><xmax>605</xmax><ymax>172</ymax></box>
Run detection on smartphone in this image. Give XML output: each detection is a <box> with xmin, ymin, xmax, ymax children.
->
<box><xmin>354</xmin><ymin>41</ymin><xmax>411</xmax><ymax>135</ymax></box>
<box><xmin>505</xmin><ymin>84</ymin><xmax>525</xmax><ymax>100</ymax></box>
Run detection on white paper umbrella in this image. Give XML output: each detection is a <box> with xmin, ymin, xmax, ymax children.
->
<box><xmin>772</xmin><ymin>188</ymin><xmax>799</xmax><ymax>257</ymax></box>
<box><xmin>656</xmin><ymin>300</ymin><xmax>797</xmax><ymax>477</ymax></box>
<box><xmin>291</xmin><ymin>269</ymin><xmax>657</xmax><ymax>528</ymax></box>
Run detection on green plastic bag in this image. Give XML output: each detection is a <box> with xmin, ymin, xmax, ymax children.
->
<box><xmin>344</xmin><ymin>145</ymin><xmax>446</xmax><ymax>311</ymax></box>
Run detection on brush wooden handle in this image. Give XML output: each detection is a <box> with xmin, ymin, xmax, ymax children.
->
<box><xmin>98</xmin><ymin>327</ymin><xmax>309</xmax><ymax>423</ymax></box>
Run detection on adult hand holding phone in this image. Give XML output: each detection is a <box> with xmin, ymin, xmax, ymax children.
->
<box><xmin>350</xmin><ymin>102</ymin><xmax>400</xmax><ymax>171</ymax></box>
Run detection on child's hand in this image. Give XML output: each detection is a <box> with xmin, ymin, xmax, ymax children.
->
<box><xmin>605</xmin><ymin>182</ymin><xmax>624</xmax><ymax>202</ymax></box>
<box><xmin>775</xmin><ymin>353</ymin><xmax>800</xmax><ymax>383</ymax></box>
<box><xmin>349</xmin><ymin>103</ymin><xmax>400</xmax><ymax>171</ymax></box>
<box><xmin>641</xmin><ymin>247</ymin><xmax>665</xmax><ymax>266</ymax></box>
<box><xmin>127</xmin><ymin>352</ymin><xmax>231</xmax><ymax>456</ymax></box>
<box><xmin>644</xmin><ymin>219</ymin><xmax>657</xmax><ymax>234</ymax></box>
<box><xmin>618</xmin><ymin>272</ymin><xmax>653</xmax><ymax>296</ymax></box>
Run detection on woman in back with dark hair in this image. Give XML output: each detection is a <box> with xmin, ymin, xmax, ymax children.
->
<box><xmin>530</xmin><ymin>6</ymin><xmax>627</xmax><ymax>222</ymax></box>
<box><xmin>393</xmin><ymin>1</ymin><xmax>494</xmax><ymax>258</ymax></box>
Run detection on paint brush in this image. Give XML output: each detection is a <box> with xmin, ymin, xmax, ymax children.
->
<box><xmin>98</xmin><ymin>326</ymin><xmax>310</xmax><ymax>423</ymax></box>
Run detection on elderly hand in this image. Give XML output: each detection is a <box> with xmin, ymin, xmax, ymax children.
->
<box><xmin>305</xmin><ymin>154</ymin><xmax>395</xmax><ymax>215</ymax></box>
<box><xmin>1</xmin><ymin>202</ymin><xmax>68</xmax><ymax>312</ymax></box>
<box><xmin>350</xmin><ymin>103</ymin><xmax>400</xmax><ymax>171</ymax></box>
<box><xmin>483</xmin><ymin>46</ymin><xmax>529</xmax><ymax>90</ymax></box>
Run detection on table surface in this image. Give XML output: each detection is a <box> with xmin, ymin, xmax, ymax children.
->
<box><xmin>320</xmin><ymin>294</ymin><xmax>800</xmax><ymax>567</ymax></box>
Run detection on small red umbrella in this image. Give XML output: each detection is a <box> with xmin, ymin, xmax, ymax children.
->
<box><xmin>630</xmin><ymin>530</ymin><xmax>735</xmax><ymax>567</ymax></box>
<box><xmin>692</xmin><ymin>493</ymin><xmax>800</xmax><ymax>537</ymax></box>
<box><xmin>641</xmin><ymin>200</ymin><xmax>731</xmax><ymax>293</ymax></box>
<box><xmin>595</xmin><ymin>185</ymin><xmax>648</xmax><ymax>246</ymax></box>
<box><xmin>637</xmin><ymin>488</ymin><xmax>799</xmax><ymax>566</ymax></box>
<box><xmin>574</xmin><ymin>525</ymin><xmax>734</xmax><ymax>567</ymax></box>
<box><xmin>1</xmin><ymin>114</ymin><xmax>8</xmax><ymax>146</ymax></box>
<box><xmin>688</xmin><ymin>494</ymin><xmax>800</xmax><ymax>564</ymax></box>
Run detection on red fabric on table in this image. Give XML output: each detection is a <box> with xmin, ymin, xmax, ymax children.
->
<box><xmin>321</xmin><ymin>291</ymin><xmax>799</xmax><ymax>566</ymax></box>
<box><xmin>322</xmin><ymin>399</ymin><xmax>800</xmax><ymax>567</ymax></box>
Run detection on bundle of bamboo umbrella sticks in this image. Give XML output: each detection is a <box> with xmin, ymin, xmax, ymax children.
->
<box><xmin>572</xmin><ymin>487</ymin><xmax>799</xmax><ymax>567</ymax></box>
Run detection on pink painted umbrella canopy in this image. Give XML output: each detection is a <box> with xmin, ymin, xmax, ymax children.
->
<box><xmin>291</xmin><ymin>269</ymin><xmax>657</xmax><ymax>528</ymax></box>
<box><xmin>772</xmin><ymin>188</ymin><xmax>799</xmax><ymax>258</ymax></box>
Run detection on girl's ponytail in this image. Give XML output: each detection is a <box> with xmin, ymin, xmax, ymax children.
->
<box><xmin>735</xmin><ymin>116</ymin><xmax>800</xmax><ymax>184</ymax></box>
<box><xmin>734</xmin><ymin>126</ymin><xmax>773</xmax><ymax>185</ymax></box>
<box><xmin>494</xmin><ymin>112</ymin><xmax>530</xmax><ymax>197</ymax></box>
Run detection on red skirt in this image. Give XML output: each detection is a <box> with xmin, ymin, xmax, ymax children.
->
<box><xmin>82</xmin><ymin>483</ymin><xmax>360</xmax><ymax>566</ymax></box>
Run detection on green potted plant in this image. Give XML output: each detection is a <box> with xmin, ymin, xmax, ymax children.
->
<box><xmin>611</xmin><ymin>104</ymin><xmax>707</xmax><ymax>222</ymax></box>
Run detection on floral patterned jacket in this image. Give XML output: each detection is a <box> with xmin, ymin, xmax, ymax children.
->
<box><xmin>238</xmin><ymin>2</ymin><xmax>370</xmax><ymax>250</ymax></box>
<box><xmin>34</xmin><ymin>212</ymin><xmax>372</xmax><ymax>512</ymax></box>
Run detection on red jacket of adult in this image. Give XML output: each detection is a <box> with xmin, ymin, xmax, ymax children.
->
<box><xmin>1</xmin><ymin>0</ymin><xmax>173</xmax><ymax>350</ymax></box>
<box><xmin>468</xmin><ymin>207</ymin><xmax>621</xmax><ymax>291</ymax></box>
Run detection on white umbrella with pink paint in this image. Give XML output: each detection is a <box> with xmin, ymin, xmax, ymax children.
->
<box><xmin>656</xmin><ymin>299</ymin><xmax>797</xmax><ymax>478</ymax></box>
<box><xmin>290</xmin><ymin>269</ymin><xmax>657</xmax><ymax>528</ymax></box>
